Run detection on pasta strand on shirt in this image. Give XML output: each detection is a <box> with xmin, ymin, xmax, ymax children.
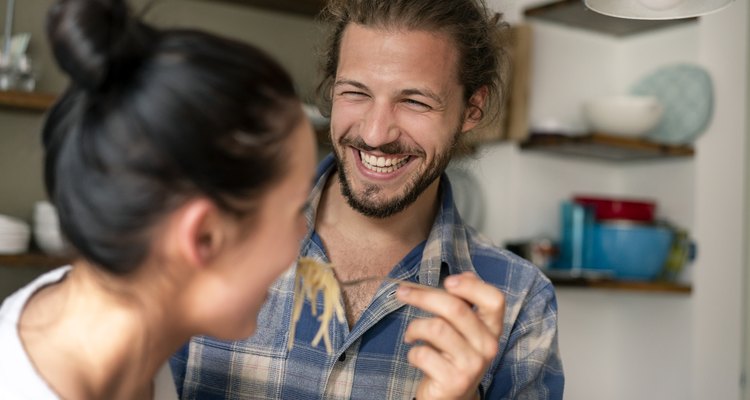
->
<box><xmin>288</xmin><ymin>257</ymin><xmax>346</xmax><ymax>354</ymax></box>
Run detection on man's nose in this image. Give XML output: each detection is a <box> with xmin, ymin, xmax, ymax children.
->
<box><xmin>359</xmin><ymin>101</ymin><xmax>400</xmax><ymax>148</ymax></box>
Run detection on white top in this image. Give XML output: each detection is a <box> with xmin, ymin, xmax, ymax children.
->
<box><xmin>0</xmin><ymin>267</ymin><xmax>178</xmax><ymax>399</ymax></box>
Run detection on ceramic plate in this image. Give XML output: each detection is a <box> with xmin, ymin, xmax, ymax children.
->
<box><xmin>630</xmin><ymin>63</ymin><xmax>713</xmax><ymax>145</ymax></box>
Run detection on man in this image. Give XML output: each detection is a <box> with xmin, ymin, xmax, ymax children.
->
<box><xmin>171</xmin><ymin>0</ymin><xmax>564</xmax><ymax>398</ymax></box>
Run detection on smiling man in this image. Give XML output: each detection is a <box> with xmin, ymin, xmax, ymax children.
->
<box><xmin>172</xmin><ymin>0</ymin><xmax>564</xmax><ymax>399</ymax></box>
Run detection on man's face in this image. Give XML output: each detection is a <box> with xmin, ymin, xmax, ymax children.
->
<box><xmin>330</xmin><ymin>24</ymin><xmax>480</xmax><ymax>218</ymax></box>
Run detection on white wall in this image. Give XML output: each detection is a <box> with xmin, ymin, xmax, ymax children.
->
<box><xmin>692</xmin><ymin>2</ymin><xmax>748</xmax><ymax>398</ymax></box>
<box><xmin>475</xmin><ymin>1</ymin><xmax>747</xmax><ymax>399</ymax></box>
<box><xmin>528</xmin><ymin>21</ymin><xmax>619</xmax><ymax>132</ymax></box>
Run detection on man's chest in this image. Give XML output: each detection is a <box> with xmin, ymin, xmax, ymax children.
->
<box><xmin>325</xmin><ymin>243</ymin><xmax>405</xmax><ymax>326</ymax></box>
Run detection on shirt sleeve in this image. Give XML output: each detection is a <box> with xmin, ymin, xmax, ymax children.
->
<box><xmin>485</xmin><ymin>281</ymin><xmax>565</xmax><ymax>399</ymax></box>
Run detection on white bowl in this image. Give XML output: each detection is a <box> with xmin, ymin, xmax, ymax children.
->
<box><xmin>35</xmin><ymin>228</ymin><xmax>69</xmax><ymax>256</ymax></box>
<box><xmin>0</xmin><ymin>214</ymin><xmax>30</xmax><ymax>235</ymax></box>
<box><xmin>583</xmin><ymin>95</ymin><xmax>664</xmax><ymax>137</ymax></box>
<box><xmin>0</xmin><ymin>230</ymin><xmax>30</xmax><ymax>254</ymax></box>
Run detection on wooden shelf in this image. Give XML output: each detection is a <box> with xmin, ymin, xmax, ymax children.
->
<box><xmin>523</xmin><ymin>0</ymin><xmax>697</xmax><ymax>37</ymax></box>
<box><xmin>0</xmin><ymin>252</ymin><xmax>70</xmax><ymax>269</ymax></box>
<box><xmin>520</xmin><ymin>133</ymin><xmax>694</xmax><ymax>161</ymax></box>
<box><xmin>0</xmin><ymin>90</ymin><xmax>57</xmax><ymax>112</ymax></box>
<box><xmin>550</xmin><ymin>275</ymin><xmax>692</xmax><ymax>294</ymax></box>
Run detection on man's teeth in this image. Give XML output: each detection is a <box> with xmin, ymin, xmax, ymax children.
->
<box><xmin>360</xmin><ymin>151</ymin><xmax>409</xmax><ymax>173</ymax></box>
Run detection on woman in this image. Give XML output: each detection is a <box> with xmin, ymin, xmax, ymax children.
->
<box><xmin>0</xmin><ymin>0</ymin><xmax>316</xmax><ymax>398</ymax></box>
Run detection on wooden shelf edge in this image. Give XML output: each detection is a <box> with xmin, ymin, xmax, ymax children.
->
<box><xmin>0</xmin><ymin>90</ymin><xmax>57</xmax><ymax>112</ymax></box>
<box><xmin>520</xmin><ymin>133</ymin><xmax>695</xmax><ymax>161</ymax></box>
<box><xmin>0</xmin><ymin>252</ymin><xmax>71</xmax><ymax>269</ymax></box>
<box><xmin>588</xmin><ymin>133</ymin><xmax>694</xmax><ymax>156</ymax></box>
<box><xmin>550</xmin><ymin>276</ymin><xmax>692</xmax><ymax>294</ymax></box>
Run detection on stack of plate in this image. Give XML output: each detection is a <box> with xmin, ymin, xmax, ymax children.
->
<box><xmin>0</xmin><ymin>215</ymin><xmax>31</xmax><ymax>254</ymax></box>
<box><xmin>33</xmin><ymin>201</ymin><xmax>69</xmax><ymax>256</ymax></box>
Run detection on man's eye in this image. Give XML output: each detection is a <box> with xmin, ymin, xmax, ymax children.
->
<box><xmin>340</xmin><ymin>91</ymin><xmax>367</xmax><ymax>97</ymax></box>
<box><xmin>404</xmin><ymin>99</ymin><xmax>430</xmax><ymax>109</ymax></box>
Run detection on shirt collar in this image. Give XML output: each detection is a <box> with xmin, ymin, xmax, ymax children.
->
<box><xmin>306</xmin><ymin>154</ymin><xmax>476</xmax><ymax>288</ymax></box>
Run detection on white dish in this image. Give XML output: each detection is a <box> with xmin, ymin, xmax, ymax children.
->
<box><xmin>35</xmin><ymin>228</ymin><xmax>69</xmax><ymax>256</ymax></box>
<box><xmin>33</xmin><ymin>201</ymin><xmax>59</xmax><ymax>225</ymax></box>
<box><xmin>583</xmin><ymin>95</ymin><xmax>664</xmax><ymax>137</ymax></box>
<box><xmin>0</xmin><ymin>230</ymin><xmax>30</xmax><ymax>254</ymax></box>
<box><xmin>0</xmin><ymin>214</ymin><xmax>30</xmax><ymax>235</ymax></box>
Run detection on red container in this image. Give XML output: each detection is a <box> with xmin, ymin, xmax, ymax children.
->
<box><xmin>573</xmin><ymin>195</ymin><xmax>656</xmax><ymax>223</ymax></box>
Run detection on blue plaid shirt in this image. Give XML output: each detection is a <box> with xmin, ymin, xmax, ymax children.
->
<box><xmin>171</xmin><ymin>155</ymin><xmax>564</xmax><ymax>399</ymax></box>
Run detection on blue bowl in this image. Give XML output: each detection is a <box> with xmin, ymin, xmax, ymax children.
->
<box><xmin>590</xmin><ymin>223</ymin><xmax>673</xmax><ymax>280</ymax></box>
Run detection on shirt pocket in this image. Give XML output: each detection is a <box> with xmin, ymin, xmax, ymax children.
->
<box><xmin>239</xmin><ymin>287</ymin><xmax>294</xmax><ymax>358</ymax></box>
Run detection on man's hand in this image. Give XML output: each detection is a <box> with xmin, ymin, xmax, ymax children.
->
<box><xmin>396</xmin><ymin>272</ymin><xmax>505</xmax><ymax>400</ymax></box>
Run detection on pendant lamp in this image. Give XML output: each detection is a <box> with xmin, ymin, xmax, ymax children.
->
<box><xmin>584</xmin><ymin>0</ymin><xmax>734</xmax><ymax>20</ymax></box>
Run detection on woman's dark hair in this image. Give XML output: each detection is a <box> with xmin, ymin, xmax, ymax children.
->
<box><xmin>43</xmin><ymin>0</ymin><xmax>303</xmax><ymax>274</ymax></box>
<box><xmin>315</xmin><ymin>0</ymin><xmax>508</xmax><ymax>127</ymax></box>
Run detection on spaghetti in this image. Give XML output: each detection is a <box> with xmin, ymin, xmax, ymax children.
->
<box><xmin>288</xmin><ymin>257</ymin><xmax>346</xmax><ymax>354</ymax></box>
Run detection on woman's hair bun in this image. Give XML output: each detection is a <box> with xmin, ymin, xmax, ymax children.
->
<box><xmin>47</xmin><ymin>0</ymin><xmax>153</xmax><ymax>92</ymax></box>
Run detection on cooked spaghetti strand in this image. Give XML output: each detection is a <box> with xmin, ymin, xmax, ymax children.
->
<box><xmin>288</xmin><ymin>257</ymin><xmax>346</xmax><ymax>354</ymax></box>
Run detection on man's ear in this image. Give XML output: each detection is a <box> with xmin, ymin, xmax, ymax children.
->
<box><xmin>176</xmin><ymin>198</ymin><xmax>223</xmax><ymax>268</ymax></box>
<box><xmin>461</xmin><ymin>85</ymin><xmax>489</xmax><ymax>133</ymax></box>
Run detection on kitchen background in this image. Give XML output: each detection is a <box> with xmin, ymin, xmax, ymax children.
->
<box><xmin>0</xmin><ymin>0</ymin><xmax>747</xmax><ymax>399</ymax></box>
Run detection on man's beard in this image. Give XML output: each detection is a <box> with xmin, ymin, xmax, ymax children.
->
<box><xmin>332</xmin><ymin>132</ymin><xmax>459</xmax><ymax>219</ymax></box>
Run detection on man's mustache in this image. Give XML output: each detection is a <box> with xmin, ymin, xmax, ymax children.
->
<box><xmin>339</xmin><ymin>136</ymin><xmax>423</xmax><ymax>156</ymax></box>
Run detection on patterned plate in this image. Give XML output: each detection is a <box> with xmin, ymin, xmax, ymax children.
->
<box><xmin>630</xmin><ymin>63</ymin><xmax>713</xmax><ymax>145</ymax></box>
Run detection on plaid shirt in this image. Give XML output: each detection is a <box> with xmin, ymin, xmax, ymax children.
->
<box><xmin>171</xmin><ymin>155</ymin><xmax>564</xmax><ymax>399</ymax></box>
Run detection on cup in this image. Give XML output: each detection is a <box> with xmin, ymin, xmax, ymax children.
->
<box><xmin>556</xmin><ymin>201</ymin><xmax>595</xmax><ymax>270</ymax></box>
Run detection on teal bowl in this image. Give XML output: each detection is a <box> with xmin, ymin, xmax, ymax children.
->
<box><xmin>590</xmin><ymin>222</ymin><xmax>673</xmax><ymax>280</ymax></box>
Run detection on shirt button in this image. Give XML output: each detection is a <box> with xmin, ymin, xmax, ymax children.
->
<box><xmin>338</xmin><ymin>353</ymin><xmax>346</xmax><ymax>362</ymax></box>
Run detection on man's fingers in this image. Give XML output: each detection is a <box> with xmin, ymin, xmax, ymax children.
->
<box><xmin>396</xmin><ymin>283</ymin><xmax>496</xmax><ymax>356</ymax></box>
<box><xmin>404</xmin><ymin>317</ymin><xmax>476</xmax><ymax>369</ymax></box>
<box><xmin>443</xmin><ymin>272</ymin><xmax>506</xmax><ymax>337</ymax></box>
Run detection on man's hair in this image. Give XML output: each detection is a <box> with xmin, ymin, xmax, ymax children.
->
<box><xmin>315</xmin><ymin>0</ymin><xmax>509</xmax><ymax>128</ymax></box>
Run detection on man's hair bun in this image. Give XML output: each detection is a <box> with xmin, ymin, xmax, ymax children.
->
<box><xmin>47</xmin><ymin>0</ymin><xmax>153</xmax><ymax>92</ymax></box>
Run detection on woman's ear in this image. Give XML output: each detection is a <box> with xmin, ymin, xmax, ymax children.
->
<box><xmin>461</xmin><ymin>85</ymin><xmax>489</xmax><ymax>133</ymax></box>
<box><xmin>176</xmin><ymin>198</ymin><xmax>223</xmax><ymax>268</ymax></box>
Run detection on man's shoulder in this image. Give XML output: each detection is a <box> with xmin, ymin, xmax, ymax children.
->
<box><xmin>461</xmin><ymin>227</ymin><xmax>553</xmax><ymax>298</ymax></box>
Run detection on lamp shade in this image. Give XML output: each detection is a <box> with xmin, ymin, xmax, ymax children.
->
<box><xmin>584</xmin><ymin>0</ymin><xmax>734</xmax><ymax>20</ymax></box>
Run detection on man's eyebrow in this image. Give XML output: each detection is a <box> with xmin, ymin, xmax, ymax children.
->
<box><xmin>334</xmin><ymin>79</ymin><xmax>368</xmax><ymax>91</ymax></box>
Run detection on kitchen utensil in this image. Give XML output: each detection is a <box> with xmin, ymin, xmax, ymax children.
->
<box><xmin>583</xmin><ymin>95</ymin><xmax>664</xmax><ymax>137</ymax></box>
<box><xmin>574</xmin><ymin>195</ymin><xmax>656</xmax><ymax>223</ymax></box>
<box><xmin>32</xmin><ymin>201</ymin><xmax>70</xmax><ymax>256</ymax></box>
<box><xmin>630</xmin><ymin>63</ymin><xmax>713</xmax><ymax>145</ymax></box>
<box><xmin>0</xmin><ymin>214</ymin><xmax>30</xmax><ymax>254</ymax></box>
<box><xmin>555</xmin><ymin>201</ymin><xmax>595</xmax><ymax>270</ymax></box>
<box><xmin>589</xmin><ymin>221</ymin><xmax>673</xmax><ymax>280</ymax></box>
<box><xmin>660</xmin><ymin>225</ymin><xmax>696</xmax><ymax>282</ymax></box>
